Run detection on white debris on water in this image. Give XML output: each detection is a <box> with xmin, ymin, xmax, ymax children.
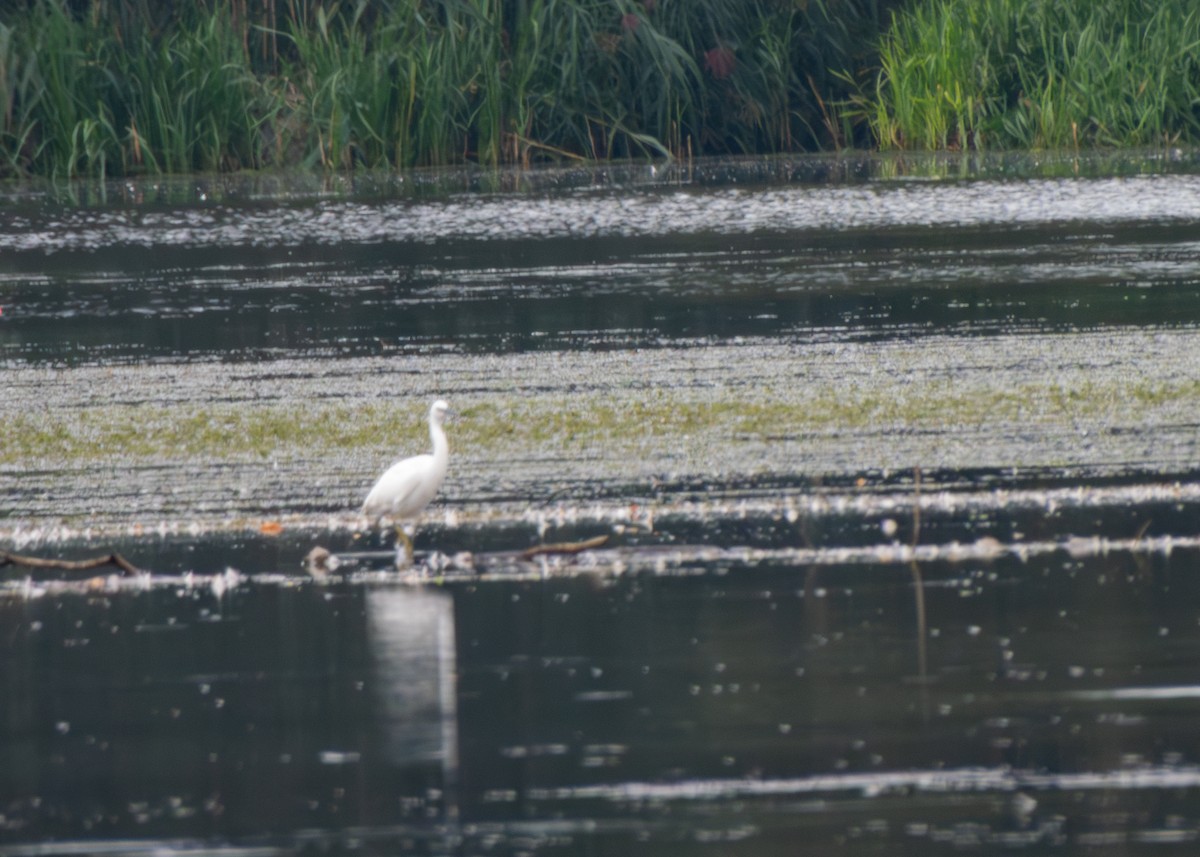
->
<box><xmin>4</xmin><ymin>475</ymin><xmax>1200</xmax><ymax>551</ymax></box>
<box><xmin>525</xmin><ymin>763</ymin><xmax>1200</xmax><ymax>805</ymax></box>
<box><xmin>5</xmin><ymin>511</ymin><xmax>1200</xmax><ymax>597</ymax></box>
<box><xmin>8</xmin><ymin>174</ymin><xmax>1200</xmax><ymax>252</ymax></box>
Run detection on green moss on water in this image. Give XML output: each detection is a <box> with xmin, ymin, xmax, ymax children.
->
<box><xmin>0</xmin><ymin>402</ymin><xmax>424</xmax><ymax>464</ymax></box>
<box><xmin>4</xmin><ymin>376</ymin><xmax>1199</xmax><ymax>467</ymax></box>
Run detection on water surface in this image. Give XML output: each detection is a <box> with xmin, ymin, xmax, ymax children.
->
<box><xmin>4</xmin><ymin>152</ymin><xmax>1200</xmax><ymax>854</ymax></box>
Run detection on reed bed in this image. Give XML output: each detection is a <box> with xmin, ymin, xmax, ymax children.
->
<box><xmin>0</xmin><ymin>0</ymin><xmax>896</xmax><ymax>178</ymax></box>
<box><xmin>869</xmin><ymin>0</ymin><xmax>1200</xmax><ymax>150</ymax></box>
<box><xmin>5</xmin><ymin>0</ymin><xmax>1198</xmax><ymax>177</ymax></box>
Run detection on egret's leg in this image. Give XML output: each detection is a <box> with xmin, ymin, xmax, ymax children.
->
<box><xmin>394</xmin><ymin>526</ymin><xmax>414</xmax><ymax>567</ymax></box>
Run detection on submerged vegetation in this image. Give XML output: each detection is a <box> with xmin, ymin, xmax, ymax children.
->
<box><xmin>2</xmin><ymin>0</ymin><xmax>1200</xmax><ymax>178</ymax></box>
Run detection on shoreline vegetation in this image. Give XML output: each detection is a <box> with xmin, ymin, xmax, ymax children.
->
<box><xmin>2</xmin><ymin>0</ymin><xmax>1198</xmax><ymax>180</ymax></box>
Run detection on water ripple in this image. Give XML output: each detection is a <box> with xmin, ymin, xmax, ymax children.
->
<box><xmin>6</xmin><ymin>174</ymin><xmax>1200</xmax><ymax>253</ymax></box>
<box><xmin>528</xmin><ymin>763</ymin><xmax>1200</xmax><ymax>803</ymax></box>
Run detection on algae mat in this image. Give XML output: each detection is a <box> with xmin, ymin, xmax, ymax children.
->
<box><xmin>4</xmin><ymin>326</ymin><xmax>1198</xmax><ymax>546</ymax></box>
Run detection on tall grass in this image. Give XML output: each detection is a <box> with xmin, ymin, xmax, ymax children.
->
<box><xmin>0</xmin><ymin>21</ymin><xmax>34</xmax><ymax>175</ymax></box>
<box><xmin>870</xmin><ymin>0</ymin><xmax>1200</xmax><ymax>150</ymax></box>
<box><xmin>0</xmin><ymin>0</ymin><xmax>899</xmax><ymax>177</ymax></box>
<box><xmin>115</xmin><ymin>13</ymin><xmax>271</xmax><ymax>173</ymax></box>
<box><xmin>0</xmin><ymin>2</ymin><xmax>272</xmax><ymax>177</ymax></box>
<box><xmin>9</xmin><ymin>1</ymin><xmax>114</xmax><ymax>179</ymax></box>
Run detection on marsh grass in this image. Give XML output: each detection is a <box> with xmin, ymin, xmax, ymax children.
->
<box><xmin>0</xmin><ymin>0</ymin><xmax>896</xmax><ymax>178</ymax></box>
<box><xmin>116</xmin><ymin>14</ymin><xmax>271</xmax><ymax>173</ymax></box>
<box><xmin>9</xmin><ymin>0</ymin><xmax>1200</xmax><ymax>174</ymax></box>
<box><xmin>870</xmin><ymin>0</ymin><xmax>1200</xmax><ymax>150</ymax></box>
<box><xmin>14</xmin><ymin>0</ymin><xmax>1199</xmax><ymax>175</ymax></box>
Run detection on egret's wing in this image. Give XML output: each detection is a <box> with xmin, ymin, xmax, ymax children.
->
<box><xmin>361</xmin><ymin>454</ymin><xmax>435</xmax><ymax>519</ymax></box>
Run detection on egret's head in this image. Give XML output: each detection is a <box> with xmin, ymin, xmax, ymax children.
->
<box><xmin>430</xmin><ymin>399</ymin><xmax>451</xmax><ymax>424</ymax></box>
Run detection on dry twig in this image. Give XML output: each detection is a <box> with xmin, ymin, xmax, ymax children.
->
<box><xmin>0</xmin><ymin>550</ymin><xmax>143</xmax><ymax>577</ymax></box>
<box><xmin>520</xmin><ymin>535</ymin><xmax>609</xmax><ymax>559</ymax></box>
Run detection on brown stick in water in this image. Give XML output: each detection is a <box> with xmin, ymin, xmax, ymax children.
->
<box><xmin>0</xmin><ymin>550</ymin><xmax>143</xmax><ymax>577</ymax></box>
<box><xmin>520</xmin><ymin>535</ymin><xmax>609</xmax><ymax>559</ymax></box>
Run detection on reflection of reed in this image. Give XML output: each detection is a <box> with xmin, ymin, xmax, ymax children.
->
<box><xmin>910</xmin><ymin>559</ymin><xmax>930</xmax><ymax>722</ymax></box>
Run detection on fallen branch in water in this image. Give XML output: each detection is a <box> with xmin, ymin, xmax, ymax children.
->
<box><xmin>521</xmin><ymin>535</ymin><xmax>609</xmax><ymax>559</ymax></box>
<box><xmin>0</xmin><ymin>550</ymin><xmax>143</xmax><ymax>577</ymax></box>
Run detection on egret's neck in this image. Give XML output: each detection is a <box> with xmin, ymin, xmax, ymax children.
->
<box><xmin>429</xmin><ymin>419</ymin><xmax>449</xmax><ymax>465</ymax></box>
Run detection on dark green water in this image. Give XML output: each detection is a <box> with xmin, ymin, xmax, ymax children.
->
<box><xmin>5</xmin><ymin>153</ymin><xmax>1200</xmax><ymax>854</ymax></box>
<box><xmin>6</xmin><ymin>546</ymin><xmax>1200</xmax><ymax>855</ymax></box>
<box><xmin>5</xmin><ymin>154</ymin><xmax>1200</xmax><ymax>364</ymax></box>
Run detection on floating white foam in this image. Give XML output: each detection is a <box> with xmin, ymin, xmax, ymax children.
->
<box><xmin>528</xmin><ymin>763</ymin><xmax>1200</xmax><ymax>803</ymax></box>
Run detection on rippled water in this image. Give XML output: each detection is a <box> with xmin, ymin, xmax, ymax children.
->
<box><xmin>6</xmin><ymin>153</ymin><xmax>1200</xmax><ymax>363</ymax></box>
<box><xmin>8</xmin><ymin>539</ymin><xmax>1200</xmax><ymax>855</ymax></box>
<box><xmin>5</xmin><ymin>152</ymin><xmax>1200</xmax><ymax>854</ymax></box>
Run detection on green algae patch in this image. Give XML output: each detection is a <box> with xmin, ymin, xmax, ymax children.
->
<box><xmin>5</xmin><ymin>330</ymin><xmax>1200</xmax><ymax>535</ymax></box>
<box><xmin>5</xmin><ymin>374</ymin><xmax>1198</xmax><ymax>470</ymax></box>
<box><xmin>1</xmin><ymin>402</ymin><xmax>418</xmax><ymax>465</ymax></box>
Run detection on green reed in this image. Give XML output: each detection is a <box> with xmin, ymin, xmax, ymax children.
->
<box><xmin>870</xmin><ymin>0</ymin><xmax>1200</xmax><ymax>150</ymax></box>
<box><xmin>1</xmin><ymin>0</ymin><xmax>895</xmax><ymax>178</ymax></box>
<box><xmin>0</xmin><ymin>22</ymin><xmax>36</xmax><ymax>176</ymax></box>
<box><xmin>116</xmin><ymin>14</ymin><xmax>270</xmax><ymax>173</ymax></box>
<box><xmin>0</xmin><ymin>2</ymin><xmax>273</xmax><ymax>178</ymax></box>
<box><xmin>10</xmin><ymin>1</ymin><xmax>113</xmax><ymax>179</ymax></box>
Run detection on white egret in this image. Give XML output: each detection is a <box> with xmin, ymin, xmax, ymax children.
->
<box><xmin>362</xmin><ymin>398</ymin><xmax>451</xmax><ymax>564</ymax></box>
